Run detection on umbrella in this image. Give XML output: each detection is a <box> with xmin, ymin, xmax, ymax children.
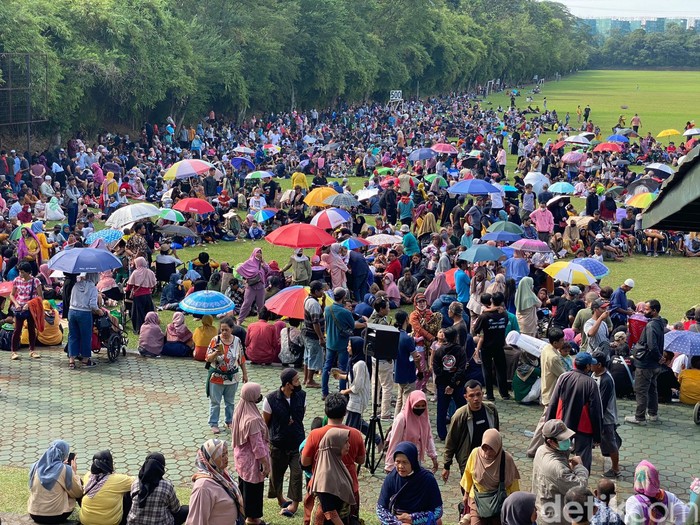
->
<box><xmin>254</xmin><ymin>208</ymin><xmax>278</xmax><ymax>223</ymax></box>
<box><xmin>523</xmin><ymin>172</ymin><xmax>551</xmax><ymax>195</ymax></box>
<box><xmin>561</xmin><ymin>151</ymin><xmax>585</xmax><ymax>164</ymax></box>
<box><xmin>547</xmin><ymin>195</ymin><xmax>570</xmax><ymax>208</ymax></box>
<box><xmin>594</xmin><ymin>142</ymin><xmax>622</xmax><ymax>153</ymax></box>
<box><xmin>323</xmin><ymin>193</ymin><xmax>360</xmax><ymax>208</ymax></box>
<box><xmin>565</xmin><ymin>135</ymin><xmax>591</xmax><ymax>145</ymax></box>
<box><xmin>626</xmin><ymin>192</ymin><xmax>657</xmax><ymax>209</ymax></box>
<box><xmin>365</xmin><ymin>234</ymin><xmax>402</xmax><ymax>246</ymax></box>
<box><xmin>581</xmin><ymin>132</ymin><xmax>596</xmax><ymax>140</ymax></box>
<box><xmin>85</xmin><ymin>229</ymin><xmax>124</xmax><ymax>245</ymax></box>
<box><xmin>356</xmin><ymin>188</ymin><xmax>379</xmax><ymax>201</ymax></box>
<box><xmin>246</xmin><ymin>170</ymin><xmax>274</xmax><ymax>180</ymax></box>
<box><xmin>502</xmin><ymin>185</ymin><xmax>518</xmax><ymax>192</ymax></box>
<box><xmin>158</xmin><ymin>208</ymin><xmax>185</xmax><ymax>223</ymax></box>
<box><xmin>657</xmin><ymin>129</ymin><xmax>681</xmax><ymax>138</ymax></box>
<box><xmin>303</xmin><ymin>136</ymin><xmax>317</xmax><ymax>143</ymax></box>
<box><xmin>544</xmin><ymin>261</ymin><xmax>596</xmax><ymax>285</ymax></box>
<box><xmin>233</xmin><ymin>146</ymin><xmax>255</xmax><ymax>155</ymax></box>
<box><xmin>425</xmin><ymin>174</ymin><xmax>448</xmax><ymax>188</ymax></box>
<box><xmin>664</xmin><ymin>330</ymin><xmax>700</xmax><ymax>356</ymax></box>
<box><xmin>163</xmin><ymin>159</ymin><xmax>215</xmax><ymax>180</ymax></box>
<box><xmin>173</xmin><ymin>198</ymin><xmax>215</xmax><ymax>215</ymax></box>
<box><xmin>376</xmin><ymin>167</ymin><xmax>395</xmax><ymax>176</ymax></box>
<box><xmin>408</xmin><ymin>148</ymin><xmax>437</xmax><ymax>161</ymax></box>
<box><xmin>47</xmin><ymin>247</ymin><xmax>122</xmax><ymax>273</ymax></box>
<box><xmin>311</xmin><ymin>208</ymin><xmax>352</xmax><ymax>229</ymax></box>
<box><xmin>612</xmin><ymin>159</ymin><xmax>630</xmax><ymax>166</ymax></box>
<box><xmin>320</xmin><ymin>142</ymin><xmax>341</xmax><ymax>152</ymax></box>
<box><xmin>265</xmin><ymin>286</ymin><xmax>334</xmax><ymax>319</ymax></box>
<box><xmin>341</xmin><ymin>237</ymin><xmax>370</xmax><ymax>250</ymax></box>
<box><xmin>616</xmin><ymin>128</ymin><xmax>638</xmax><ymax>137</ymax></box>
<box><xmin>549</xmin><ymin>182</ymin><xmax>575</xmax><ymax>194</ymax></box>
<box><xmin>105</xmin><ymin>203</ymin><xmax>161</xmax><ymax>229</ymax></box>
<box><xmin>575</xmin><ymin>257</ymin><xmax>610</xmax><ymax>279</ymax></box>
<box><xmin>607</xmin><ymin>134</ymin><xmax>630</xmax><ymax>143</ymax></box>
<box><xmin>459</xmin><ymin>245</ymin><xmax>506</xmax><ymax>263</ymax></box>
<box><xmin>645</xmin><ymin>163</ymin><xmax>674</xmax><ymax>178</ymax></box>
<box><xmin>0</xmin><ymin>281</ymin><xmax>13</xmax><ymax>297</ymax></box>
<box><xmin>604</xmin><ymin>186</ymin><xmax>624</xmax><ymax>197</ymax></box>
<box><xmin>686</xmin><ymin>138</ymin><xmax>698</xmax><ymax>150</ymax></box>
<box><xmin>158</xmin><ymin>224</ymin><xmax>200</xmax><ymax>238</ymax></box>
<box><xmin>266</xmin><ymin>223</ymin><xmax>336</xmax><ymax>248</ymax></box>
<box><xmin>444</xmin><ymin>268</ymin><xmax>458</xmax><ymax>290</ymax></box>
<box><xmin>683</xmin><ymin>128</ymin><xmax>700</xmax><ymax>137</ymax></box>
<box><xmin>431</xmin><ymin>143</ymin><xmax>458</xmax><ymax>155</ymax></box>
<box><xmin>552</xmin><ymin>140</ymin><xmax>568</xmax><ymax>150</ymax></box>
<box><xmin>450</xmin><ymin>179</ymin><xmax>499</xmax><ymax>195</ymax></box>
<box><xmin>482</xmin><ymin>231</ymin><xmax>522</xmax><ymax>243</ymax></box>
<box><xmin>487</xmin><ymin>221</ymin><xmax>524</xmax><ymax>234</ymax></box>
<box><xmin>304</xmin><ymin>187</ymin><xmax>338</xmax><ymax>207</ymax></box>
<box><xmin>180</xmin><ymin>290</ymin><xmax>235</xmax><ymax>316</ymax></box>
<box><xmin>263</xmin><ymin>144</ymin><xmax>281</xmax><ymax>154</ymax></box>
<box><xmin>510</xmin><ymin>239</ymin><xmax>551</xmax><ymax>253</ymax></box>
<box><xmin>230</xmin><ymin>157</ymin><xmax>255</xmax><ymax>170</ymax></box>
<box><xmin>9</xmin><ymin>223</ymin><xmax>34</xmax><ymax>241</ymax></box>
<box><xmin>627</xmin><ymin>178</ymin><xmax>660</xmax><ymax>194</ymax></box>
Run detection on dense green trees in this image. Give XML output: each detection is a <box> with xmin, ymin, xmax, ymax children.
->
<box><xmin>0</xmin><ymin>0</ymin><xmax>590</xmax><ymax>132</ymax></box>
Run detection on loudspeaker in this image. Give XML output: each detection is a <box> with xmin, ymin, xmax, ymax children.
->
<box><xmin>364</xmin><ymin>323</ymin><xmax>400</xmax><ymax>360</ymax></box>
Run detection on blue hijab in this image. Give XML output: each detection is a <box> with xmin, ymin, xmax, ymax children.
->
<box><xmin>29</xmin><ymin>440</ymin><xmax>72</xmax><ymax>491</ymax></box>
<box><xmin>377</xmin><ymin>441</ymin><xmax>442</xmax><ymax>514</ymax></box>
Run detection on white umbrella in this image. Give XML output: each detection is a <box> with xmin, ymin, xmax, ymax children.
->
<box><xmin>356</xmin><ymin>188</ymin><xmax>379</xmax><ymax>201</ymax></box>
<box><xmin>565</xmin><ymin>135</ymin><xmax>591</xmax><ymax>145</ymax></box>
<box><xmin>233</xmin><ymin>146</ymin><xmax>255</xmax><ymax>155</ymax></box>
<box><xmin>682</xmin><ymin>128</ymin><xmax>700</xmax><ymax>137</ymax></box>
<box><xmin>365</xmin><ymin>234</ymin><xmax>402</xmax><ymax>246</ymax></box>
<box><xmin>105</xmin><ymin>203</ymin><xmax>161</xmax><ymax>229</ymax></box>
<box><xmin>645</xmin><ymin>163</ymin><xmax>674</xmax><ymax>177</ymax></box>
<box><xmin>523</xmin><ymin>172</ymin><xmax>551</xmax><ymax>195</ymax></box>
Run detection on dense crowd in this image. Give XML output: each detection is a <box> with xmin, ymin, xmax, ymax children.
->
<box><xmin>3</xmin><ymin>90</ymin><xmax>700</xmax><ymax>525</ymax></box>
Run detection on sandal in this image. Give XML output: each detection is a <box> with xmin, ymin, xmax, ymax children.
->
<box><xmin>29</xmin><ymin>351</ymin><xmax>41</xmax><ymax>359</ymax></box>
<box><xmin>69</xmin><ymin>362</ymin><xmax>76</xmax><ymax>370</ymax></box>
<box><xmin>280</xmin><ymin>510</ymin><xmax>295</xmax><ymax>518</ymax></box>
<box><xmin>10</xmin><ymin>352</ymin><xmax>19</xmax><ymax>360</ymax></box>
<box><xmin>83</xmin><ymin>359</ymin><xmax>97</xmax><ymax>368</ymax></box>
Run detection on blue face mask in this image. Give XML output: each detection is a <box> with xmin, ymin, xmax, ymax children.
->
<box><xmin>558</xmin><ymin>438</ymin><xmax>571</xmax><ymax>451</ymax></box>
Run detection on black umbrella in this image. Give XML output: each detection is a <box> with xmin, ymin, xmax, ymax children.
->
<box><xmin>158</xmin><ymin>225</ymin><xmax>201</xmax><ymax>237</ymax></box>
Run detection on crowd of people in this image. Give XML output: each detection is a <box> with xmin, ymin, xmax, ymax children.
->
<box><xmin>2</xmin><ymin>88</ymin><xmax>699</xmax><ymax>525</ymax></box>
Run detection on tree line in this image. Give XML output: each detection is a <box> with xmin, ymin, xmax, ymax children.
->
<box><xmin>1</xmin><ymin>0</ymin><xmax>592</xmax><ymax>133</ymax></box>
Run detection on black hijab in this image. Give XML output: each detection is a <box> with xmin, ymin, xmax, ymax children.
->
<box><xmin>348</xmin><ymin>336</ymin><xmax>370</xmax><ymax>383</ymax></box>
<box><xmin>137</xmin><ymin>453</ymin><xmax>166</xmax><ymax>508</ymax></box>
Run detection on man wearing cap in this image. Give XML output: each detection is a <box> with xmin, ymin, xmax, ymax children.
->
<box><xmin>532</xmin><ymin>419</ymin><xmax>589</xmax><ymax>525</ymax></box>
<box><xmin>545</xmin><ymin>352</ymin><xmax>603</xmax><ymax>472</ymax></box>
<box><xmin>609</xmin><ymin>279</ymin><xmax>635</xmax><ymax>329</ymax></box>
<box><xmin>584</xmin><ymin>299</ymin><xmax>611</xmax><ymax>353</ymax></box>
<box><xmin>400</xmin><ymin>224</ymin><xmax>420</xmax><ymax>257</ymax></box>
<box><xmin>591</xmin><ymin>350</ymin><xmax>620</xmax><ymax>477</ymax></box>
<box><xmin>322</xmin><ymin>288</ymin><xmax>367</xmax><ymax>398</ymax></box>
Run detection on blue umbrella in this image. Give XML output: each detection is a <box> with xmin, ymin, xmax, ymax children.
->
<box><xmin>180</xmin><ymin>291</ymin><xmax>235</xmax><ymax>315</ymax></box>
<box><xmin>85</xmin><ymin>229</ymin><xmax>124</xmax><ymax>245</ymax></box>
<box><xmin>47</xmin><ymin>247</ymin><xmax>123</xmax><ymax>273</ymax></box>
<box><xmin>549</xmin><ymin>182</ymin><xmax>576</xmax><ymax>194</ymax></box>
<box><xmin>502</xmin><ymin>185</ymin><xmax>518</xmax><ymax>192</ymax></box>
<box><xmin>482</xmin><ymin>231</ymin><xmax>522</xmax><ymax>243</ymax></box>
<box><xmin>231</xmin><ymin>157</ymin><xmax>255</xmax><ymax>170</ymax></box>
<box><xmin>575</xmin><ymin>257</ymin><xmax>610</xmax><ymax>278</ymax></box>
<box><xmin>341</xmin><ymin>237</ymin><xmax>368</xmax><ymax>250</ymax></box>
<box><xmin>450</xmin><ymin>179</ymin><xmax>499</xmax><ymax>195</ymax></box>
<box><xmin>408</xmin><ymin>148</ymin><xmax>438</xmax><ymax>162</ymax></box>
<box><xmin>458</xmin><ymin>244</ymin><xmax>506</xmax><ymax>263</ymax></box>
<box><xmin>664</xmin><ymin>330</ymin><xmax>700</xmax><ymax>356</ymax></box>
<box><xmin>607</xmin><ymin>134</ymin><xmax>629</xmax><ymax>143</ymax></box>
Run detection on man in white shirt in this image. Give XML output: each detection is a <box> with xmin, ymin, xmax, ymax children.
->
<box><xmin>489</xmin><ymin>176</ymin><xmax>505</xmax><ymax>215</ymax></box>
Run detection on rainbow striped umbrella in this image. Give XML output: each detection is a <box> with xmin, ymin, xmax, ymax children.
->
<box><xmin>163</xmin><ymin>159</ymin><xmax>215</xmax><ymax>180</ymax></box>
<box><xmin>254</xmin><ymin>208</ymin><xmax>278</xmax><ymax>223</ymax></box>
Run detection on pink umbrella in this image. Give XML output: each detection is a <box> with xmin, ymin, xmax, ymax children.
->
<box><xmin>510</xmin><ymin>239</ymin><xmax>551</xmax><ymax>253</ymax></box>
<box><xmin>310</xmin><ymin>208</ymin><xmax>352</xmax><ymax>229</ymax></box>
<box><xmin>431</xmin><ymin>143</ymin><xmax>458</xmax><ymax>155</ymax></box>
<box><xmin>561</xmin><ymin>151</ymin><xmax>585</xmax><ymax>164</ymax></box>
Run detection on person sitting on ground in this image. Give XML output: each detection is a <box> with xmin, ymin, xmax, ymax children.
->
<box><xmin>21</xmin><ymin>300</ymin><xmax>63</xmax><ymax>347</ymax></box>
<box><xmin>245</xmin><ymin>307</ymin><xmax>281</xmax><ymax>364</ymax></box>
<box><xmin>160</xmin><ymin>273</ymin><xmax>185</xmax><ymax>310</ymax></box>
<box><xmin>193</xmin><ymin>314</ymin><xmax>218</xmax><ymax>361</ymax></box>
<box><xmin>591</xmin><ymin>478</ymin><xmax>623</xmax><ymax>525</ymax></box>
<box><xmin>28</xmin><ymin>440</ymin><xmax>83</xmax><ymax>524</ymax></box>
<box><xmin>138</xmin><ymin>311</ymin><xmax>164</xmax><ymax>358</ymax></box>
<box><xmin>79</xmin><ymin>450</ymin><xmax>134</xmax><ymax>525</ymax></box>
<box><xmin>162</xmin><ymin>312</ymin><xmax>194</xmax><ymax>357</ymax></box>
<box><xmin>397</xmin><ymin>268</ymin><xmax>418</xmax><ymax>305</ymax></box>
<box><xmin>679</xmin><ymin>356</ymin><xmax>700</xmax><ymax>406</ymax></box>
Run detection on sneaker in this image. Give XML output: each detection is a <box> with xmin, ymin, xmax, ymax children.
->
<box><xmin>646</xmin><ymin>252</ymin><xmax>652</xmax><ymax>257</ymax></box>
<box><xmin>654</xmin><ymin>253</ymin><xmax>659</xmax><ymax>257</ymax></box>
<box><xmin>624</xmin><ymin>415</ymin><xmax>646</xmax><ymax>425</ymax></box>
<box><xmin>603</xmin><ymin>468</ymin><xmax>620</xmax><ymax>478</ymax></box>
<box><xmin>10</xmin><ymin>352</ymin><xmax>19</xmax><ymax>360</ymax></box>
<box><xmin>647</xmin><ymin>414</ymin><xmax>660</xmax><ymax>423</ymax></box>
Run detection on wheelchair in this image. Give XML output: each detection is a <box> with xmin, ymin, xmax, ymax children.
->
<box><xmin>635</xmin><ymin>230</ymin><xmax>670</xmax><ymax>255</ymax></box>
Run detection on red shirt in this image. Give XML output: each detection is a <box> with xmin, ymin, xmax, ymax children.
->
<box><xmin>385</xmin><ymin>259</ymin><xmax>402</xmax><ymax>281</ymax></box>
<box><xmin>302</xmin><ymin>424</ymin><xmax>365</xmax><ymax>491</ymax></box>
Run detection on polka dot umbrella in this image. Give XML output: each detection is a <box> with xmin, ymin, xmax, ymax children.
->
<box><xmin>664</xmin><ymin>330</ymin><xmax>700</xmax><ymax>357</ymax></box>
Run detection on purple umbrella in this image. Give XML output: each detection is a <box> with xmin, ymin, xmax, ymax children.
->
<box><xmin>510</xmin><ymin>239</ymin><xmax>551</xmax><ymax>253</ymax></box>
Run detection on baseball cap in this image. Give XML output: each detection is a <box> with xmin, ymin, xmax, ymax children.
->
<box><xmin>575</xmin><ymin>352</ymin><xmax>597</xmax><ymax>366</ymax></box>
<box><xmin>400</xmin><ymin>224</ymin><xmax>410</xmax><ymax>233</ymax></box>
<box><xmin>624</xmin><ymin>278</ymin><xmax>635</xmax><ymax>288</ymax></box>
<box><xmin>569</xmin><ymin>285</ymin><xmax>581</xmax><ymax>296</ymax></box>
<box><xmin>542</xmin><ymin>419</ymin><xmax>575</xmax><ymax>440</ymax></box>
<box><xmin>595</xmin><ymin>233</ymin><xmax>604</xmax><ymax>240</ymax></box>
<box><xmin>591</xmin><ymin>298</ymin><xmax>610</xmax><ymax>310</ymax></box>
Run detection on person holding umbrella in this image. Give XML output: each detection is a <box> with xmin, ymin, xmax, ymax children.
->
<box><xmin>68</xmin><ymin>273</ymin><xmax>104</xmax><ymax>369</ymax></box>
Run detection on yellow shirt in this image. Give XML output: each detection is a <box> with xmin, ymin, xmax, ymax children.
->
<box><xmin>79</xmin><ymin>473</ymin><xmax>134</xmax><ymax>525</ymax></box>
<box><xmin>459</xmin><ymin>448</ymin><xmax>520</xmax><ymax>499</ymax></box>
<box><xmin>679</xmin><ymin>368</ymin><xmax>700</xmax><ymax>405</ymax></box>
<box><xmin>36</xmin><ymin>232</ymin><xmax>52</xmax><ymax>262</ymax></box>
<box><xmin>22</xmin><ymin>309</ymin><xmax>63</xmax><ymax>346</ymax></box>
<box><xmin>291</xmin><ymin>171</ymin><xmax>309</xmax><ymax>190</ymax></box>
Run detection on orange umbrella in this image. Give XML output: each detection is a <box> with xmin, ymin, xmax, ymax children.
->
<box><xmin>593</xmin><ymin>142</ymin><xmax>621</xmax><ymax>153</ymax></box>
<box><xmin>265</xmin><ymin>223</ymin><xmax>336</xmax><ymax>248</ymax></box>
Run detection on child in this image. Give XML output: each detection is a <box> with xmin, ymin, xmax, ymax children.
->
<box><xmin>248</xmin><ymin>220</ymin><xmax>265</xmax><ymax>240</ymax></box>
<box><xmin>279</xmin><ymin>318</ymin><xmax>303</xmax><ymax>366</ymax></box>
<box><xmin>333</xmin><ymin>337</ymin><xmax>371</xmax><ymax>435</ymax></box>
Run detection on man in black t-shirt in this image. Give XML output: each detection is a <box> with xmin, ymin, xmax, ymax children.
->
<box><xmin>550</xmin><ymin>287</ymin><xmax>576</xmax><ymax>330</ymax></box>
<box><xmin>619</xmin><ymin>208</ymin><xmax>636</xmax><ymax>255</ymax></box>
<box><xmin>263</xmin><ymin>175</ymin><xmax>280</xmax><ymax>204</ymax></box>
<box><xmin>473</xmin><ymin>292</ymin><xmax>509</xmax><ymax>401</ymax></box>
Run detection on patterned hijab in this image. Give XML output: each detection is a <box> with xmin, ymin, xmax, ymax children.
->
<box><xmin>192</xmin><ymin>439</ymin><xmax>244</xmax><ymax>510</ymax></box>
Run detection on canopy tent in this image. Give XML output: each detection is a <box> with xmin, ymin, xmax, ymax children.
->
<box><xmin>642</xmin><ymin>147</ymin><xmax>700</xmax><ymax>230</ymax></box>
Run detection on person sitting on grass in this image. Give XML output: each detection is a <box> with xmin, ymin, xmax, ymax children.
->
<box><xmin>193</xmin><ymin>314</ymin><xmax>218</xmax><ymax>361</ymax></box>
<box><xmin>162</xmin><ymin>312</ymin><xmax>194</xmax><ymax>357</ymax></box>
<box><xmin>138</xmin><ymin>312</ymin><xmax>164</xmax><ymax>358</ymax></box>
<box><xmin>679</xmin><ymin>356</ymin><xmax>700</xmax><ymax>406</ymax></box>
<box><xmin>79</xmin><ymin>450</ymin><xmax>134</xmax><ymax>525</ymax></box>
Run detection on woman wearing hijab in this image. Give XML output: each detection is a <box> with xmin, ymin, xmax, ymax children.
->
<box><xmin>138</xmin><ymin>312</ymin><xmax>164</xmax><ymax>358</ymax></box>
<box><xmin>32</xmin><ymin>222</ymin><xmax>54</xmax><ymax>263</ymax></box>
<box><xmin>515</xmin><ymin>277</ymin><xmax>542</xmax><ymax>337</ymax></box>
<box><xmin>460</xmin><ymin>429</ymin><xmax>520</xmax><ymax>525</ymax></box>
<box><xmin>332</xmin><ymin>337</ymin><xmax>371</xmax><ymax>434</ymax></box>
<box><xmin>599</xmin><ymin>194</ymin><xmax>617</xmax><ymax>222</ymax></box>
<box><xmin>18</xmin><ymin>226</ymin><xmax>42</xmax><ymax>275</ymax></box>
<box><xmin>21</xmin><ymin>300</ymin><xmax>63</xmax><ymax>347</ymax></box>
<box><xmin>377</xmin><ymin>442</ymin><xmax>443</xmax><ymax>525</ymax></box>
<box><xmin>67</xmin><ymin>272</ymin><xmax>102</xmax><ymax>368</ymax></box>
<box><xmin>127</xmin><ymin>453</ymin><xmax>188</xmax><ymax>525</ymax></box>
<box><xmin>79</xmin><ymin>450</ymin><xmax>134</xmax><ymax>525</ymax></box>
<box><xmin>310</xmin><ymin>428</ymin><xmax>356</xmax><ymax>525</ymax></box>
<box><xmin>382</xmin><ymin>273</ymin><xmax>400</xmax><ymax>309</ymax></box>
<box><xmin>237</xmin><ymin>248</ymin><xmax>270</xmax><ymax>323</ymax></box>
<box><xmin>416</xmin><ymin>211</ymin><xmax>439</xmax><ymax>239</ymax></box>
<box><xmin>102</xmin><ymin>171</ymin><xmax>119</xmax><ymax>210</ymax></box>
<box><xmin>486</xmin><ymin>273</ymin><xmax>506</xmax><ymax>295</ymax></box>
<box><xmin>193</xmin><ymin>315</ymin><xmax>218</xmax><ymax>361</ymax></box>
<box><xmin>281</xmin><ymin>249</ymin><xmax>312</xmax><ymax>286</ymax></box>
<box><xmin>126</xmin><ymin>256</ymin><xmax>156</xmax><ymax>333</ymax></box>
<box><xmin>36</xmin><ymin>264</ymin><xmax>58</xmax><ymax>300</ymax></box>
<box><xmin>384</xmin><ymin>391</ymin><xmax>438</xmax><ymax>473</ymax></box>
<box><xmin>186</xmin><ymin>439</ymin><xmax>244</xmax><ymax>525</ymax></box>
<box><xmin>162</xmin><ymin>312</ymin><xmax>194</xmax><ymax>357</ymax></box>
<box><xmin>231</xmin><ymin>383</ymin><xmax>271</xmax><ymax>525</ymax></box>
<box><xmin>513</xmin><ymin>351</ymin><xmax>541</xmax><ymax>404</ymax></box>
<box><xmin>625</xmin><ymin>461</ymin><xmax>689</xmax><ymax>525</ymax></box>
<box><xmin>328</xmin><ymin>243</ymin><xmax>348</xmax><ymax>290</ymax></box>
<box><xmin>28</xmin><ymin>440</ymin><xmax>83</xmax><ymax>524</ymax></box>
<box><xmin>501</xmin><ymin>492</ymin><xmax>537</xmax><ymax>525</ymax></box>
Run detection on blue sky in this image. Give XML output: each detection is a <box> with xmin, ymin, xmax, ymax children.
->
<box><xmin>546</xmin><ymin>0</ymin><xmax>700</xmax><ymax>18</ymax></box>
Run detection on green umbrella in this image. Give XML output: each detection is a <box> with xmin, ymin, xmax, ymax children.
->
<box><xmin>487</xmin><ymin>221</ymin><xmax>524</xmax><ymax>234</ymax></box>
<box><xmin>158</xmin><ymin>208</ymin><xmax>185</xmax><ymax>222</ymax></box>
<box><xmin>589</xmin><ymin>139</ymin><xmax>602</xmax><ymax>147</ymax></box>
<box><xmin>10</xmin><ymin>223</ymin><xmax>34</xmax><ymax>241</ymax></box>
<box><xmin>425</xmin><ymin>174</ymin><xmax>448</xmax><ymax>187</ymax></box>
<box><xmin>604</xmin><ymin>186</ymin><xmax>624</xmax><ymax>197</ymax></box>
<box><xmin>376</xmin><ymin>167</ymin><xmax>395</xmax><ymax>176</ymax></box>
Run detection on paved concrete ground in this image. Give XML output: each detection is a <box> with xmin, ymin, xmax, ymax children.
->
<box><xmin>1</xmin><ymin>348</ymin><xmax>698</xmax><ymax>524</ymax></box>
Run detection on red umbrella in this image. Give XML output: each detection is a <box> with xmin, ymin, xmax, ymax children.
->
<box><xmin>265</xmin><ymin>223</ymin><xmax>336</xmax><ymax>248</ymax></box>
<box><xmin>265</xmin><ymin>285</ymin><xmax>335</xmax><ymax>319</ymax></box>
<box><xmin>593</xmin><ymin>142</ymin><xmax>622</xmax><ymax>153</ymax></box>
<box><xmin>431</xmin><ymin>143</ymin><xmax>458</xmax><ymax>155</ymax></box>
<box><xmin>173</xmin><ymin>198</ymin><xmax>215</xmax><ymax>215</ymax></box>
<box><xmin>552</xmin><ymin>140</ymin><xmax>567</xmax><ymax>150</ymax></box>
<box><xmin>444</xmin><ymin>268</ymin><xmax>458</xmax><ymax>290</ymax></box>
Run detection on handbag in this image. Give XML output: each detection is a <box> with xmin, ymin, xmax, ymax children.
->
<box><xmin>472</xmin><ymin>453</ymin><xmax>507</xmax><ymax>518</ymax></box>
<box><xmin>246</xmin><ymin>274</ymin><xmax>262</xmax><ymax>286</ymax></box>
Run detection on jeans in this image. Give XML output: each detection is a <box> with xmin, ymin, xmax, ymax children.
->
<box><xmin>208</xmin><ymin>382</ymin><xmax>238</xmax><ymax>427</ymax></box>
<box><xmin>12</xmin><ymin>311</ymin><xmax>36</xmax><ymax>353</ymax></box>
<box><xmin>322</xmin><ymin>346</ymin><xmax>348</xmax><ymax>396</ymax></box>
<box><xmin>353</xmin><ymin>274</ymin><xmax>369</xmax><ymax>303</ymax></box>
<box><xmin>634</xmin><ymin>367</ymin><xmax>662</xmax><ymax>420</ymax></box>
<box><xmin>481</xmin><ymin>346</ymin><xmax>509</xmax><ymax>399</ymax></box>
<box><xmin>67</xmin><ymin>203</ymin><xmax>78</xmax><ymax>228</ymax></box>
<box><xmin>436</xmin><ymin>384</ymin><xmax>466</xmax><ymax>440</ymax></box>
<box><xmin>68</xmin><ymin>309</ymin><xmax>93</xmax><ymax>358</ymax></box>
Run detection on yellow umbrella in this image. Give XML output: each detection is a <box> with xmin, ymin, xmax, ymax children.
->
<box><xmin>543</xmin><ymin>261</ymin><xmax>597</xmax><ymax>285</ymax></box>
<box><xmin>304</xmin><ymin>187</ymin><xmax>338</xmax><ymax>207</ymax></box>
<box><xmin>657</xmin><ymin>129</ymin><xmax>681</xmax><ymax>138</ymax></box>
<box><xmin>626</xmin><ymin>192</ymin><xmax>657</xmax><ymax>209</ymax></box>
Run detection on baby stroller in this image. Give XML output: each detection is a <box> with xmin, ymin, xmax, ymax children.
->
<box><xmin>91</xmin><ymin>310</ymin><xmax>129</xmax><ymax>362</ymax></box>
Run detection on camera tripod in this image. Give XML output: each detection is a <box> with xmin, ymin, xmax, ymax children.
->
<box><xmin>364</xmin><ymin>344</ymin><xmax>385</xmax><ymax>474</ymax></box>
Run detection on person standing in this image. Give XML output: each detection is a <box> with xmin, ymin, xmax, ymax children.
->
<box><xmin>433</xmin><ymin>328</ymin><xmax>468</xmax><ymax>441</ymax></box>
<box><xmin>231</xmin><ymin>383</ymin><xmax>271</xmax><ymax>525</ymax></box>
<box><xmin>625</xmin><ymin>299</ymin><xmax>665</xmax><ymax>426</ymax></box>
<box><xmin>529</xmin><ymin>202</ymin><xmax>554</xmax><ymax>243</ymax></box>
<box><xmin>584</xmin><ymin>299</ymin><xmax>610</xmax><ymax>352</ymax></box>
<box><xmin>9</xmin><ymin>261</ymin><xmax>43</xmax><ymax>361</ymax></box>
<box><xmin>302</xmin><ymin>280</ymin><xmax>326</xmax><ymax>388</ymax></box>
<box><xmin>473</xmin><ymin>292</ymin><xmax>509</xmax><ymax>401</ymax></box>
<box><xmin>126</xmin><ymin>257</ymin><xmax>156</xmax><ymax>333</ymax></box>
<box><xmin>393</xmin><ymin>310</ymin><xmax>418</xmax><ymax>417</ymax></box>
<box><xmin>631</xmin><ymin>113</ymin><xmax>642</xmax><ymax>133</ymax></box>
<box><xmin>368</xmin><ymin>298</ymin><xmax>396</xmax><ymax>420</ymax></box>
<box><xmin>263</xmin><ymin>369</ymin><xmax>306</xmax><ymax>518</ymax></box>
<box><xmin>237</xmin><ymin>248</ymin><xmax>270</xmax><ymax>323</ymax></box>
<box><xmin>384</xmin><ymin>391</ymin><xmax>438</xmax><ymax>473</ymax></box>
<box><xmin>515</xmin><ymin>277</ymin><xmax>542</xmax><ymax>337</ymax></box>
<box><xmin>347</xmin><ymin>249</ymin><xmax>370</xmax><ymax>302</ymax></box>
<box><xmin>68</xmin><ymin>273</ymin><xmax>104</xmax><ymax>369</ymax></box>
<box><xmin>65</xmin><ymin>177</ymin><xmax>81</xmax><ymax>227</ymax></box>
<box><xmin>281</xmin><ymin>249</ymin><xmax>312</xmax><ymax>286</ymax></box>
<box><xmin>590</xmin><ymin>350</ymin><xmax>620</xmax><ymax>478</ymax></box>
<box><xmin>609</xmin><ymin>279</ymin><xmax>635</xmax><ymax>330</ymax></box>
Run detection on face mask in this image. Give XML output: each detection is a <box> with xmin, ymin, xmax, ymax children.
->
<box><xmin>257</xmin><ymin>395</ymin><xmax>263</xmax><ymax>403</ymax></box>
<box><xmin>293</xmin><ymin>384</ymin><xmax>302</xmax><ymax>393</ymax></box>
<box><xmin>412</xmin><ymin>407</ymin><xmax>426</xmax><ymax>416</ymax></box>
<box><xmin>558</xmin><ymin>438</ymin><xmax>571</xmax><ymax>451</ymax></box>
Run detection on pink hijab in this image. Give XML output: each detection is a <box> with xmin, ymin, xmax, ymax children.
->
<box><xmin>18</xmin><ymin>228</ymin><xmax>42</xmax><ymax>264</ymax></box>
<box><xmin>97</xmin><ymin>270</ymin><xmax>117</xmax><ymax>292</ymax></box>
<box><xmin>167</xmin><ymin>312</ymin><xmax>192</xmax><ymax>341</ymax></box>
<box><xmin>424</xmin><ymin>272</ymin><xmax>450</xmax><ymax>305</ymax></box>
<box><xmin>39</xmin><ymin>264</ymin><xmax>53</xmax><ymax>285</ymax></box>
<box><xmin>91</xmin><ymin>163</ymin><xmax>104</xmax><ymax>185</ymax></box>
<box><xmin>386</xmin><ymin>391</ymin><xmax>433</xmax><ymax>467</ymax></box>
<box><xmin>237</xmin><ymin>248</ymin><xmax>269</xmax><ymax>281</ymax></box>
<box><xmin>231</xmin><ymin>382</ymin><xmax>269</xmax><ymax>448</ymax></box>
<box><xmin>127</xmin><ymin>257</ymin><xmax>157</xmax><ymax>288</ymax></box>
<box><xmin>138</xmin><ymin>312</ymin><xmax>164</xmax><ymax>355</ymax></box>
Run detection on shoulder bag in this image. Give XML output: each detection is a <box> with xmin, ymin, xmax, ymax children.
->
<box><xmin>472</xmin><ymin>453</ymin><xmax>507</xmax><ymax>518</ymax></box>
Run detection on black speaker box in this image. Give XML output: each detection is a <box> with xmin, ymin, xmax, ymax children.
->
<box><xmin>364</xmin><ymin>323</ymin><xmax>400</xmax><ymax>360</ymax></box>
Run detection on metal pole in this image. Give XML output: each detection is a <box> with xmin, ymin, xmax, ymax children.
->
<box><xmin>26</xmin><ymin>54</ymin><xmax>31</xmax><ymax>151</ymax></box>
